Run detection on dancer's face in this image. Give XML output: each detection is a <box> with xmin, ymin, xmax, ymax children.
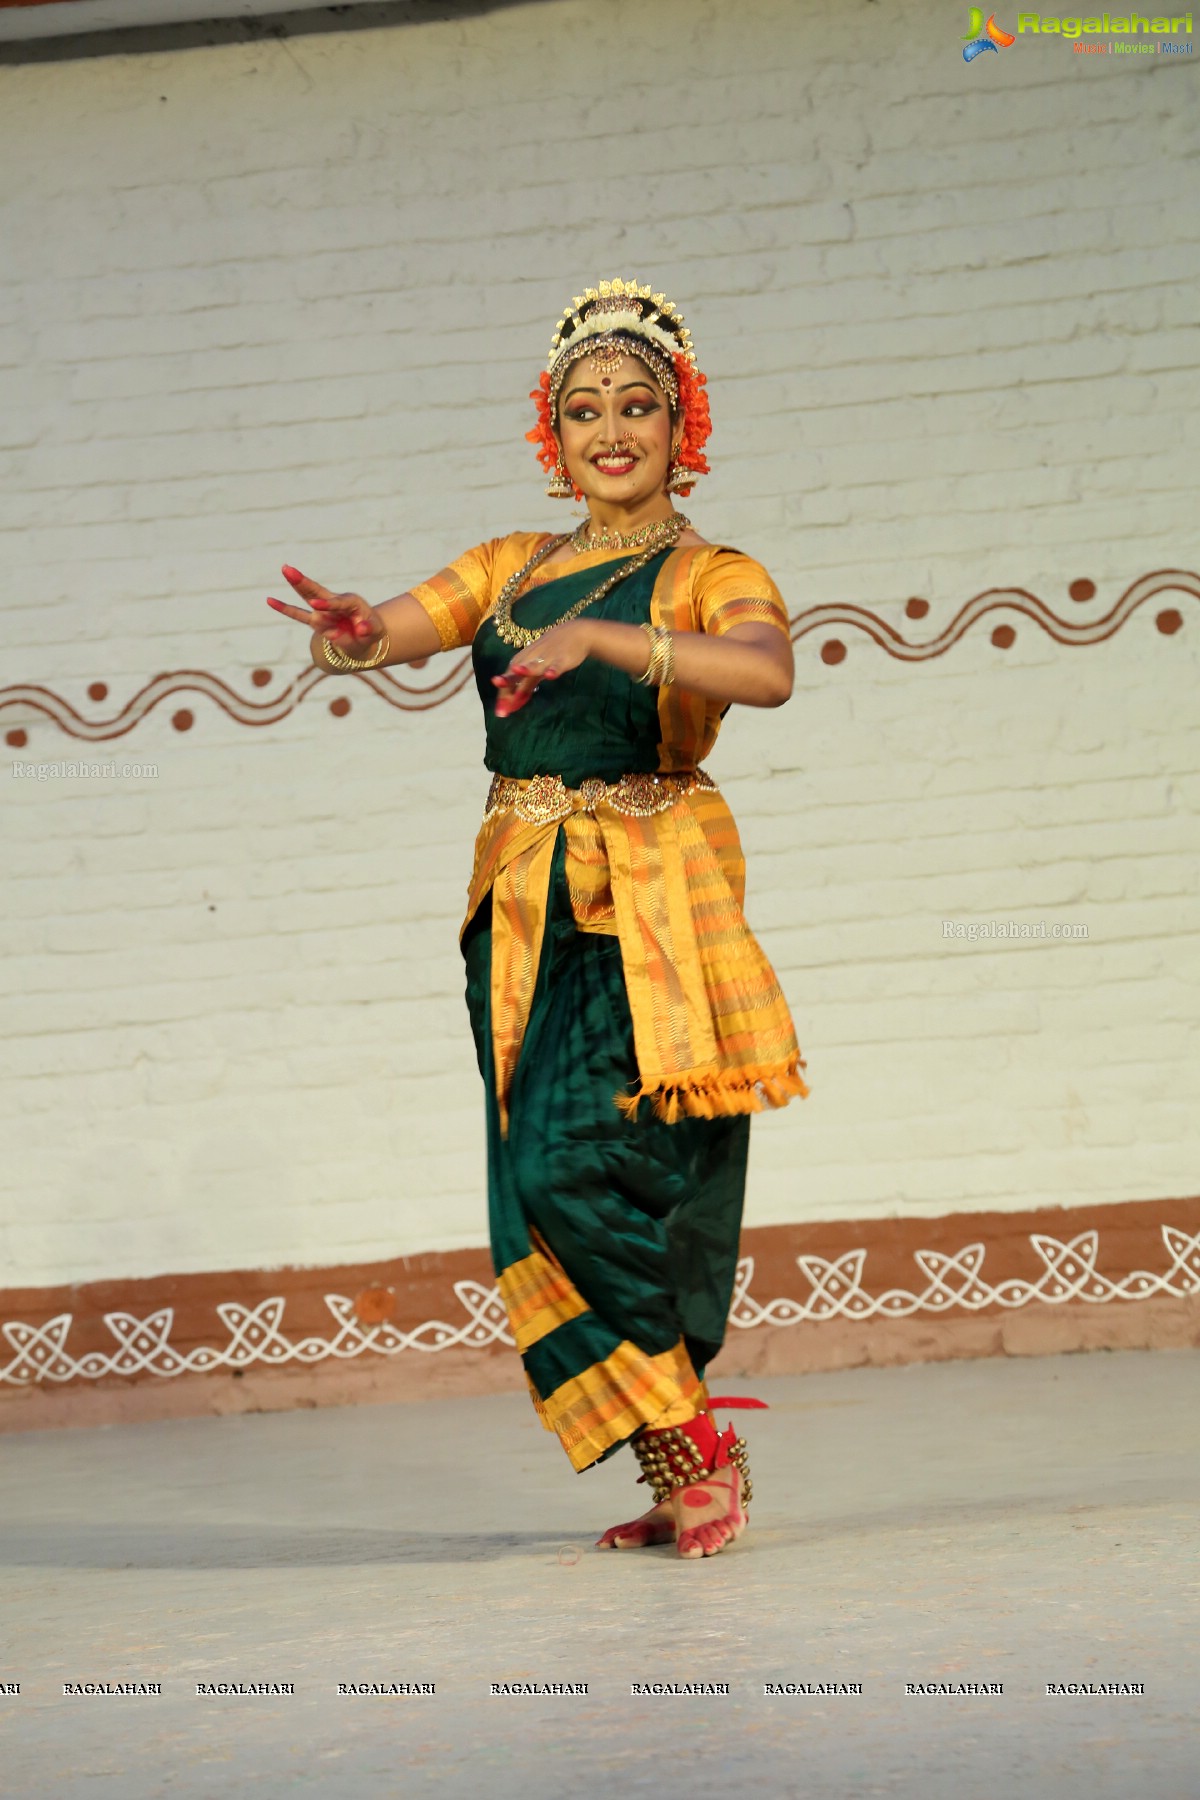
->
<box><xmin>556</xmin><ymin>354</ymin><xmax>680</xmax><ymax>509</ymax></box>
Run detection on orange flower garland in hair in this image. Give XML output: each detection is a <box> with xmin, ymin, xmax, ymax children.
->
<box><xmin>668</xmin><ymin>354</ymin><xmax>712</xmax><ymax>498</ymax></box>
<box><xmin>526</xmin><ymin>370</ymin><xmax>559</xmax><ymax>474</ymax></box>
<box><xmin>526</xmin><ymin>369</ymin><xmax>584</xmax><ymax>501</ymax></box>
<box><xmin>526</xmin><ymin>349</ymin><xmax>713</xmax><ymax>500</ymax></box>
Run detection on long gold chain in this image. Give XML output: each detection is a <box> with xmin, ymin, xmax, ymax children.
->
<box><xmin>491</xmin><ymin>514</ymin><xmax>687</xmax><ymax>649</ymax></box>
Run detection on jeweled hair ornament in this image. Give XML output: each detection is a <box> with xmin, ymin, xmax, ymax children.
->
<box><xmin>526</xmin><ymin>278</ymin><xmax>713</xmax><ymax>500</ymax></box>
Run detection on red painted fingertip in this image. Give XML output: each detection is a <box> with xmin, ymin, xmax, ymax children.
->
<box><xmin>282</xmin><ymin>564</ymin><xmax>302</xmax><ymax>581</ymax></box>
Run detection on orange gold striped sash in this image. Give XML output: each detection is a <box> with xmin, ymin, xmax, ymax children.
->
<box><xmin>462</xmin><ymin>769</ymin><xmax>808</xmax><ymax>1136</ymax></box>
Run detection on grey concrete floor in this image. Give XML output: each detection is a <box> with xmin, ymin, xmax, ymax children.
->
<box><xmin>0</xmin><ymin>1348</ymin><xmax>1196</xmax><ymax>1800</ymax></box>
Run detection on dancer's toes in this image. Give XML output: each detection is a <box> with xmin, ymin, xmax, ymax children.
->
<box><xmin>671</xmin><ymin>1465</ymin><xmax>746</xmax><ymax>1560</ymax></box>
<box><xmin>677</xmin><ymin>1516</ymin><xmax>737</xmax><ymax>1558</ymax></box>
<box><xmin>595</xmin><ymin>1499</ymin><xmax>675</xmax><ymax>1550</ymax></box>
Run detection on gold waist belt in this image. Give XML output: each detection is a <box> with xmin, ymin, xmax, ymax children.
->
<box><xmin>482</xmin><ymin>767</ymin><xmax>717</xmax><ymax>827</ymax></box>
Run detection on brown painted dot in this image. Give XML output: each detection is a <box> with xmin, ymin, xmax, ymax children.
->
<box><xmin>172</xmin><ymin>709</ymin><xmax>193</xmax><ymax>731</ymax></box>
<box><xmin>1156</xmin><ymin>608</ymin><xmax>1182</xmax><ymax>636</ymax></box>
<box><xmin>905</xmin><ymin>597</ymin><xmax>929</xmax><ymax>620</ymax></box>
<box><xmin>820</xmin><ymin>639</ymin><xmax>846</xmax><ymax>665</ymax></box>
<box><xmin>6</xmin><ymin>728</ymin><xmax>27</xmax><ymax>747</ymax></box>
<box><xmin>251</xmin><ymin>667</ymin><xmax>272</xmax><ymax>687</ymax></box>
<box><xmin>87</xmin><ymin>681</ymin><xmax>108</xmax><ymax>702</ymax></box>
<box><xmin>681</xmin><ymin>1487</ymin><xmax>713</xmax><ymax>1509</ymax></box>
<box><xmin>329</xmin><ymin>695</ymin><xmax>351</xmax><ymax>717</ymax></box>
<box><xmin>1069</xmin><ymin>579</ymin><xmax>1095</xmax><ymax>603</ymax></box>
<box><xmin>991</xmin><ymin>625</ymin><xmax>1016</xmax><ymax>649</ymax></box>
<box><xmin>353</xmin><ymin>1285</ymin><xmax>396</xmax><ymax>1326</ymax></box>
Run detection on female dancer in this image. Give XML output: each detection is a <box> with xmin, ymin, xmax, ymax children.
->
<box><xmin>267</xmin><ymin>279</ymin><xmax>808</xmax><ymax>1559</ymax></box>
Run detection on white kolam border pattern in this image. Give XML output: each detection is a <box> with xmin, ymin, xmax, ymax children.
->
<box><xmin>2</xmin><ymin>1227</ymin><xmax>1198</xmax><ymax>1387</ymax></box>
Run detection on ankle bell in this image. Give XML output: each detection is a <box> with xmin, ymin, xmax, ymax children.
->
<box><xmin>632</xmin><ymin>1410</ymin><xmax>743</xmax><ymax>1506</ymax></box>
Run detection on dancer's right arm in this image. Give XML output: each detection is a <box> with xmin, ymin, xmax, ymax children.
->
<box><xmin>265</xmin><ymin>564</ymin><xmax>442</xmax><ymax>670</ymax></box>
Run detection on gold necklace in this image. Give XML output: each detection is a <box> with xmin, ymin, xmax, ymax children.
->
<box><xmin>492</xmin><ymin>515</ymin><xmax>687</xmax><ymax>649</ymax></box>
<box><xmin>569</xmin><ymin>511</ymin><xmax>691</xmax><ymax>554</ymax></box>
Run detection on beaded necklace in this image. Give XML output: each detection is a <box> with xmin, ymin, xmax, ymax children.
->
<box><xmin>569</xmin><ymin>511</ymin><xmax>691</xmax><ymax>554</ymax></box>
<box><xmin>491</xmin><ymin>514</ymin><xmax>687</xmax><ymax>650</ymax></box>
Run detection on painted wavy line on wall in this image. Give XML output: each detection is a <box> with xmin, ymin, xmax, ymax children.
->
<box><xmin>0</xmin><ymin>658</ymin><xmax>478</xmax><ymax>746</ymax></box>
<box><xmin>1</xmin><ymin>570</ymin><xmax>1193</xmax><ymax>746</ymax></box>
<box><xmin>1</xmin><ymin>1227</ymin><xmax>1196</xmax><ymax>1387</ymax></box>
<box><xmin>800</xmin><ymin>568</ymin><xmax>1195</xmax><ymax>666</ymax></box>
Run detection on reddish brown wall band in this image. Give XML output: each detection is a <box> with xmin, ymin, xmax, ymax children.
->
<box><xmin>2</xmin><ymin>1197</ymin><xmax>1197</xmax><ymax>1433</ymax></box>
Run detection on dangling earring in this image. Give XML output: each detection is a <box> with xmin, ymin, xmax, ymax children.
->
<box><xmin>666</xmin><ymin>452</ymin><xmax>693</xmax><ymax>495</ymax></box>
<box><xmin>546</xmin><ymin>453</ymin><xmax>575</xmax><ymax>499</ymax></box>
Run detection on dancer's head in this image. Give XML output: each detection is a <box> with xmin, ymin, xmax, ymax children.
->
<box><xmin>526</xmin><ymin>279</ymin><xmax>712</xmax><ymax>505</ymax></box>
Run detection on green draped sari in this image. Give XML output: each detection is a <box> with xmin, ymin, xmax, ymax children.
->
<box><xmin>461</xmin><ymin>551</ymin><xmax>751</xmax><ymax>1471</ymax></box>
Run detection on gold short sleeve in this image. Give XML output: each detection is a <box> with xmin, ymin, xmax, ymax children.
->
<box><xmin>408</xmin><ymin>532</ymin><xmax>554</xmax><ymax>650</ymax></box>
<box><xmin>694</xmin><ymin>546</ymin><xmax>791</xmax><ymax>640</ymax></box>
<box><xmin>407</xmin><ymin>539</ymin><xmax>505</xmax><ymax>652</ymax></box>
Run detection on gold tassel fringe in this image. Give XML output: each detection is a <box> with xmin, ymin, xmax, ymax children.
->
<box><xmin>612</xmin><ymin>1056</ymin><xmax>810</xmax><ymax>1125</ymax></box>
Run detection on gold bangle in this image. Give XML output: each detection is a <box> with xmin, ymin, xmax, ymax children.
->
<box><xmin>650</xmin><ymin>631</ymin><xmax>670</xmax><ymax>687</ymax></box>
<box><xmin>634</xmin><ymin>623</ymin><xmax>657</xmax><ymax>685</ymax></box>
<box><xmin>635</xmin><ymin>623</ymin><xmax>663</xmax><ymax>686</ymax></box>
<box><xmin>634</xmin><ymin>623</ymin><xmax>673</xmax><ymax>688</ymax></box>
<box><xmin>321</xmin><ymin>629</ymin><xmax>390</xmax><ymax>672</ymax></box>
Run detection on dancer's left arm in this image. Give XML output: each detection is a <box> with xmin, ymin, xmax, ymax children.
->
<box><xmin>492</xmin><ymin>618</ymin><xmax>793</xmax><ymax>716</ymax></box>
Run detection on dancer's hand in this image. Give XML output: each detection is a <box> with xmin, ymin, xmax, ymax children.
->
<box><xmin>266</xmin><ymin>565</ymin><xmax>385</xmax><ymax>651</ymax></box>
<box><xmin>493</xmin><ymin>619</ymin><xmax>595</xmax><ymax>718</ymax></box>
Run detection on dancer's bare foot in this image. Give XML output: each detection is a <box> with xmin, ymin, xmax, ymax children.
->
<box><xmin>595</xmin><ymin>1498</ymin><xmax>676</xmax><ymax>1550</ymax></box>
<box><xmin>672</xmin><ymin>1463</ymin><xmax>747</xmax><ymax>1560</ymax></box>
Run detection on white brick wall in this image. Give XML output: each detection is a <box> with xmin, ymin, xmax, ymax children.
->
<box><xmin>2</xmin><ymin>0</ymin><xmax>1197</xmax><ymax>1288</ymax></box>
